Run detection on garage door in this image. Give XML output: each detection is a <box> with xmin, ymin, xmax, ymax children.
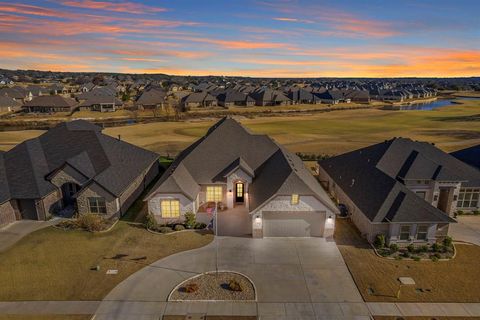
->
<box><xmin>263</xmin><ymin>211</ymin><xmax>325</xmax><ymax>237</ymax></box>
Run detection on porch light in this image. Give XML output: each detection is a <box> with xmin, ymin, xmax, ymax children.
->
<box><xmin>255</xmin><ymin>216</ymin><xmax>261</xmax><ymax>223</ymax></box>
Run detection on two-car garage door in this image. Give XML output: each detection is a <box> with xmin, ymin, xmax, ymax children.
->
<box><xmin>263</xmin><ymin>211</ymin><xmax>325</xmax><ymax>237</ymax></box>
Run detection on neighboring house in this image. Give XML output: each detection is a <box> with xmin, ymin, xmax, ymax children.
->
<box><xmin>0</xmin><ymin>120</ymin><xmax>160</xmax><ymax>226</ymax></box>
<box><xmin>216</xmin><ymin>90</ymin><xmax>255</xmax><ymax>107</ymax></box>
<box><xmin>23</xmin><ymin>95</ymin><xmax>78</xmax><ymax>113</ymax></box>
<box><xmin>79</xmin><ymin>82</ymin><xmax>96</xmax><ymax>93</ymax></box>
<box><xmin>451</xmin><ymin>144</ymin><xmax>480</xmax><ymax>170</ymax></box>
<box><xmin>342</xmin><ymin>89</ymin><xmax>371</xmax><ymax>103</ymax></box>
<box><xmin>78</xmin><ymin>95</ymin><xmax>123</xmax><ymax>112</ymax></box>
<box><xmin>182</xmin><ymin>91</ymin><xmax>217</xmax><ymax>109</ymax></box>
<box><xmin>145</xmin><ymin>117</ymin><xmax>338</xmax><ymax>238</ymax></box>
<box><xmin>318</xmin><ymin>138</ymin><xmax>480</xmax><ymax>245</ymax></box>
<box><xmin>135</xmin><ymin>89</ymin><xmax>166</xmax><ymax>110</ymax></box>
<box><xmin>0</xmin><ymin>86</ymin><xmax>29</xmax><ymax>102</ymax></box>
<box><xmin>250</xmin><ymin>88</ymin><xmax>291</xmax><ymax>106</ymax></box>
<box><xmin>314</xmin><ymin>90</ymin><xmax>349</xmax><ymax>104</ymax></box>
<box><xmin>49</xmin><ymin>83</ymin><xmax>70</xmax><ymax>95</ymax></box>
<box><xmin>0</xmin><ymin>95</ymin><xmax>22</xmax><ymax>113</ymax></box>
<box><xmin>288</xmin><ymin>89</ymin><xmax>317</xmax><ymax>104</ymax></box>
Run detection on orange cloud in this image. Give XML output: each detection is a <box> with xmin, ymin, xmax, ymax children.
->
<box><xmin>0</xmin><ymin>3</ymin><xmax>68</xmax><ymax>17</ymax></box>
<box><xmin>59</xmin><ymin>0</ymin><xmax>166</xmax><ymax>14</ymax></box>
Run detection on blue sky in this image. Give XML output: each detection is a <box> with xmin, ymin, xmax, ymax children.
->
<box><xmin>0</xmin><ymin>0</ymin><xmax>479</xmax><ymax>76</ymax></box>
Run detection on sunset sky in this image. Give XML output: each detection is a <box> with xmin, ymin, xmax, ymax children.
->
<box><xmin>1</xmin><ymin>0</ymin><xmax>479</xmax><ymax>77</ymax></box>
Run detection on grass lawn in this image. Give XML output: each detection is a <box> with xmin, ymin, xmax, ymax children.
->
<box><xmin>0</xmin><ymin>221</ymin><xmax>213</xmax><ymax>301</ymax></box>
<box><xmin>335</xmin><ymin>219</ymin><xmax>480</xmax><ymax>303</ymax></box>
<box><xmin>0</xmin><ymin>316</ymin><xmax>91</xmax><ymax>320</ymax></box>
<box><xmin>1</xmin><ymin>99</ymin><xmax>480</xmax><ymax>156</ymax></box>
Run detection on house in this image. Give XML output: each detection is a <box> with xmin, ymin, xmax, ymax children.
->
<box><xmin>250</xmin><ymin>88</ymin><xmax>291</xmax><ymax>106</ymax></box>
<box><xmin>49</xmin><ymin>83</ymin><xmax>70</xmax><ymax>95</ymax></box>
<box><xmin>79</xmin><ymin>82</ymin><xmax>96</xmax><ymax>93</ymax></box>
<box><xmin>182</xmin><ymin>91</ymin><xmax>218</xmax><ymax>109</ymax></box>
<box><xmin>451</xmin><ymin>144</ymin><xmax>480</xmax><ymax>170</ymax></box>
<box><xmin>0</xmin><ymin>95</ymin><xmax>22</xmax><ymax>113</ymax></box>
<box><xmin>78</xmin><ymin>95</ymin><xmax>122</xmax><ymax>112</ymax></box>
<box><xmin>0</xmin><ymin>86</ymin><xmax>30</xmax><ymax>102</ymax></box>
<box><xmin>0</xmin><ymin>120</ymin><xmax>160</xmax><ymax>226</ymax></box>
<box><xmin>23</xmin><ymin>95</ymin><xmax>78</xmax><ymax>113</ymax></box>
<box><xmin>314</xmin><ymin>90</ymin><xmax>348</xmax><ymax>104</ymax></box>
<box><xmin>145</xmin><ymin>117</ymin><xmax>338</xmax><ymax>238</ymax></box>
<box><xmin>288</xmin><ymin>89</ymin><xmax>317</xmax><ymax>104</ymax></box>
<box><xmin>216</xmin><ymin>90</ymin><xmax>255</xmax><ymax>107</ymax></box>
<box><xmin>342</xmin><ymin>89</ymin><xmax>371</xmax><ymax>103</ymax></box>
<box><xmin>135</xmin><ymin>88</ymin><xmax>166</xmax><ymax>110</ymax></box>
<box><xmin>318</xmin><ymin>138</ymin><xmax>480</xmax><ymax>245</ymax></box>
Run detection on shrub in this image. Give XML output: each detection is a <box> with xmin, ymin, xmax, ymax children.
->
<box><xmin>443</xmin><ymin>236</ymin><xmax>453</xmax><ymax>248</ymax></box>
<box><xmin>158</xmin><ymin>226</ymin><xmax>173</xmax><ymax>234</ymax></box>
<box><xmin>174</xmin><ymin>224</ymin><xmax>185</xmax><ymax>231</ymax></box>
<box><xmin>194</xmin><ymin>222</ymin><xmax>207</xmax><ymax>229</ymax></box>
<box><xmin>184</xmin><ymin>283</ymin><xmax>199</xmax><ymax>293</ymax></box>
<box><xmin>389</xmin><ymin>243</ymin><xmax>399</xmax><ymax>253</ymax></box>
<box><xmin>379</xmin><ymin>249</ymin><xmax>390</xmax><ymax>257</ymax></box>
<box><xmin>431</xmin><ymin>255</ymin><xmax>439</xmax><ymax>262</ymax></box>
<box><xmin>412</xmin><ymin>256</ymin><xmax>421</xmax><ymax>262</ymax></box>
<box><xmin>144</xmin><ymin>214</ymin><xmax>157</xmax><ymax>230</ymax></box>
<box><xmin>374</xmin><ymin>234</ymin><xmax>386</xmax><ymax>249</ymax></box>
<box><xmin>77</xmin><ymin>214</ymin><xmax>107</xmax><ymax>232</ymax></box>
<box><xmin>473</xmin><ymin>210</ymin><xmax>480</xmax><ymax>216</ymax></box>
<box><xmin>407</xmin><ymin>244</ymin><xmax>415</xmax><ymax>253</ymax></box>
<box><xmin>402</xmin><ymin>251</ymin><xmax>411</xmax><ymax>258</ymax></box>
<box><xmin>419</xmin><ymin>245</ymin><xmax>429</xmax><ymax>253</ymax></box>
<box><xmin>456</xmin><ymin>210</ymin><xmax>464</xmax><ymax>215</ymax></box>
<box><xmin>227</xmin><ymin>280</ymin><xmax>243</xmax><ymax>292</ymax></box>
<box><xmin>394</xmin><ymin>255</ymin><xmax>403</xmax><ymax>260</ymax></box>
<box><xmin>184</xmin><ymin>212</ymin><xmax>196</xmax><ymax>229</ymax></box>
<box><xmin>432</xmin><ymin>243</ymin><xmax>443</xmax><ymax>252</ymax></box>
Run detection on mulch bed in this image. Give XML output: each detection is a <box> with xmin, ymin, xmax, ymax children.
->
<box><xmin>170</xmin><ymin>272</ymin><xmax>255</xmax><ymax>301</ymax></box>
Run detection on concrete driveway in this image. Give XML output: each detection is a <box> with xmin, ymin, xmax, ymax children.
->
<box><xmin>95</xmin><ymin>236</ymin><xmax>363</xmax><ymax>319</ymax></box>
<box><xmin>450</xmin><ymin>215</ymin><xmax>480</xmax><ymax>245</ymax></box>
<box><xmin>0</xmin><ymin>220</ymin><xmax>57</xmax><ymax>252</ymax></box>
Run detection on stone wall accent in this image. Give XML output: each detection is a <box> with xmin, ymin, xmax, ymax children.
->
<box><xmin>148</xmin><ymin>193</ymin><xmax>195</xmax><ymax>224</ymax></box>
<box><xmin>0</xmin><ymin>201</ymin><xmax>17</xmax><ymax>226</ymax></box>
<box><xmin>40</xmin><ymin>190</ymin><xmax>62</xmax><ymax>219</ymax></box>
<box><xmin>49</xmin><ymin>165</ymin><xmax>88</xmax><ymax>188</ymax></box>
<box><xmin>77</xmin><ymin>183</ymin><xmax>118</xmax><ymax>219</ymax></box>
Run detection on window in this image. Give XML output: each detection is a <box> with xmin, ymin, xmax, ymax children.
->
<box><xmin>416</xmin><ymin>225</ymin><xmax>428</xmax><ymax>240</ymax></box>
<box><xmin>291</xmin><ymin>194</ymin><xmax>299</xmax><ymax>205</ymax></box>
<box><xmin>161</xmin><ymin>200</ymin><xmax>180</xmax><ymax>218</ymax></box>
<box><xmin>206</xmin><ymin>186</ymin><xmax>222</xmax><ymax>202</ymax></box>
<box><xmin>399</xmin><ymin>225</ymin><xmax>411</xmax><ymax>241</ymax></box>
<box><xmin>88</xmin><ymin>197</ymin><xmax>107</xmax><ymax>214</ymax></box>
<box><xmin>415</xmin><ymin>191</ymin><xmax>427</xmax><ymax>200</ymax></box>
<box><xmin>457</xmin><ymin>188</ymin><xmax>479</xmax><ymax>208</ymax></box>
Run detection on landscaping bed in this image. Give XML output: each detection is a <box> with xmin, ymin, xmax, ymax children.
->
<box><xmin>169</xmin><ymin>272</ymin><xmax>255</xmax><ymax>301</ymax></box>
<box><xmin>56</xmin><ymin>213</ymin><xmax>116</xmax><ymax>232</ymax></box>
<box><xmin>374</xmin><ymin>235</ymin><xmax>455</xmax><ymax>261</ymax></box>
<box><xmin>145</xmin><ymin>212</ymin><xmax>207</xmax><ymax>234</ymax></box>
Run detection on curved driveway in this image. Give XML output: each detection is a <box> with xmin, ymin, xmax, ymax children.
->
<box><xmin>95</xmin><ymin>236</ymin><xmax>364</xmax><ymax>319</ymax></box>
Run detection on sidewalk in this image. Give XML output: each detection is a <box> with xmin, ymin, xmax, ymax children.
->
<box><xmin>1</xmin><ymin>300</ymin><xmax>480</xmax><ymax>319</ymax></box>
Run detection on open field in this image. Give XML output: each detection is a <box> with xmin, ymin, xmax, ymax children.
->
<box><xmin>335</xmin><ymin>219</ymin><xmax>480</xmax><ymax>303</ymax></box>
<box><xmin>0</xmin><ymin>316</ymin><xmax>91</xmax><ymax>320</ymax></box>
<box><xmin>374</xmin><ymin>317</ymin><xmax>480</xmax><ymax>320</ymax></box>
<box><xmin>1</xmin><ymin>99</ymin><xmax>480</xmax><ymax>156</ymax></box>
<box><xmin>0</xmin><ymin>222</ymin><xmax>213</xmax><ymax>301</ymax></box>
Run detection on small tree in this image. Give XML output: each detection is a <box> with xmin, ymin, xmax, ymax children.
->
<box><xmin>144</xmin><ymin>213</ymin><xmax>157</xmax><ymax>230</ymax></box>
<box><xmin>374</xmin><ymin>234</ymin><xmax>386</xmax><ymax>249</ymax></box>
<box><xmin>389</xmin><ymin>243</ymin><xmax>399</xmax><ymax>253</ymax></box>
<box><xmin>184</xmin><ymin>211</ymin><xmax>196</xmax><ymax>229</ymax></box>
<box><xmin>443</xmin><ymin>236</ymin><xmax>453</xmax><ymax>249</ymax></box>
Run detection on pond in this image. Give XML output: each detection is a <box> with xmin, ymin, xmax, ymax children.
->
<box><xmin>383</xmin><ymin>97</ymin><xmax>480</xmax><ymax>111</ymax></box>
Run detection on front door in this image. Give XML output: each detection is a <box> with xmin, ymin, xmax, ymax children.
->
<box><xmin>235</xmin><ymin>182</ymin><xmax>244</xmax><ymax>203</ymax></box>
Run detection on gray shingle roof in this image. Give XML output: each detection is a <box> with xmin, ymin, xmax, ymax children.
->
<box><xmin>319</xmin><ymin>138</ymin><xmax>473</xmax><ymax>223</ymax></box>
<box><xmin>0</xmin><ymin>95</ymin><xmax>22</xmax><ymax>108</ymax></box>
<box><xmin>451</xmin><ymin>145</ymin><xmax>480</xmax><ymax>170</ymax></box>
<box><xmin>146</xmin><ymin>117</ymin><xmax>338</xmax><ymax>213</ymax></box>
<box><xmin>0</xmin><ymin>120</ymin><xmax>159</xmax><ymax>203</ymax></box>
<box><xmin>136</xmin><ymin>89</ymin><xmax>165</xmax><ymax>106</ymax></box>
<box><xmin>23</xmin><ymin>95</ymin><xmax>78</xmax><ymax>108</ymax></box>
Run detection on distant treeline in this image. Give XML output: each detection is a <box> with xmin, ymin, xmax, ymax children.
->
<box><xmin>295</xmin><ymin>152</ymin><xmax>331</xmax><ymax>161</ymax></box>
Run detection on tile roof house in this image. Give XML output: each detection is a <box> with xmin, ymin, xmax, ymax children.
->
<box><xmin>318</xmin><ymin>138</ymin><xmax>480</xmax><ymax>245</ymax></box>
<box><xmin>145</xmin><ymin>117</ymin><xmax>338</xmax><ymax>238</ymax></box>
<box><xmin>23</xmin><ymin>95</ymin><xmax>78</xmax><ymax>113</ymax></box>
<box><xmin>0</xmin><ymin>120</ymin><xmax>160</xmax><ymax>226</ymax></box>
<box><xmin>451</xmin><ymin>144</ymin><xmax>480</xmax><ymax>170</ymax></box>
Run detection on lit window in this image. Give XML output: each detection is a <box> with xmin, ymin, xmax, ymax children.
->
<box><xmin>88</xmin><ymin>197</ymin><xmax>107</xmax><ymax>214</ymax></box>
<box><xmin>457</xmin><ymin>188</ymin><xmax>479</xmax><ymax>208</ymax></box>
<box><xmin>291</xmin><ymin>194</ymin><xmax>299</xmax><ymax>205</ymax></box>
<box><xmin>416</xmin><ymin>225</ymin><xmax>428</xmax><ymax>241</ymax></box>
<box><xmin>206</xmin><ymin>186</ymin><xmax>222</xmax><ymax>202</ymax></box>
<box><xmin>399</xmin><ymin>225</ymin><xmax>411</xmax><ymax>241</ymax></box>
<box><xmin>161</xmin><ymin>200</ymin><xmax>180</xmax><ymax>218</ymax></box>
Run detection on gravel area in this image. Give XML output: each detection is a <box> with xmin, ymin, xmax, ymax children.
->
<box><xmin>169</xmin><ymin>272</ymin><xmax>255</xmax><ymax>301</ymax></box>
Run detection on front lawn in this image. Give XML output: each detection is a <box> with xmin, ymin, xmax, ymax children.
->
<box><xmin>0</xmin><ymin>316</ymin><xmax>91</xmax><ymax>320</ymax></box>
<box><xmin>335</xmin><ymin>218</ymin><xmax>480</xmax><ymax>302</ymax></box>
<box><xmin>0</xmin><ymin>222</ymin><xmax>213</xmax><ymax>301</ymax></box>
